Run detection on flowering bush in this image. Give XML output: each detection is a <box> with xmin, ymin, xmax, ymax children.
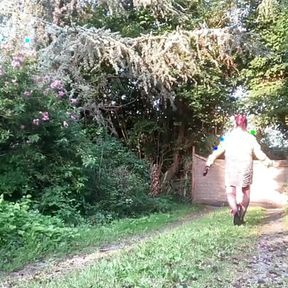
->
<box><xmin>0</xmin><ymin>56</ymin><xmax>168</xmax><ymax>224</ymax></box>
<box><xmin>0</xmin><ymin>56</ymin><xmax>89</xmax><ymax>223</ymax></box>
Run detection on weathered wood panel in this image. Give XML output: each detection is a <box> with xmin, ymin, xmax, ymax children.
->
<box><xmin>192</xmin><ymin>152</ymin><xmax>288</xmax><ymax>208</ymax></box>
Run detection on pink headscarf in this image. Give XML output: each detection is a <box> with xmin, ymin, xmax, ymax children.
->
<box><xmin>235</xmin><ymin>114</ymin><xmax>247</xmax><ymax>130</ymax></box>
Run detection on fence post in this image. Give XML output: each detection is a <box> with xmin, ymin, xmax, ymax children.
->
<box><xmin>191</xmin><ymin>146</ymin><xmax>196</xmax><ymax>202</ymax></box>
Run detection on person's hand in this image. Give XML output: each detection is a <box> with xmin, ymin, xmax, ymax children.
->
<box><xmin>203</xmin><ymin>166</ymin><xmax>210</xmax><ymax>176</ymax></box>
<box><xmin>272</xmin><ymin>160</ymin><xmax>280</xmax><ymax>168</ymax></box>
<box><xmin>265</xmin><ymin>159</ymin><xmax>274</xmax><ymax>168</ymax></box>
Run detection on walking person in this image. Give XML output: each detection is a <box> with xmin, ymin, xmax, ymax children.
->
<box><xmin>203</xmin><ymin>115</ymin><xmax>272</xmax><ymax>225</ymax></box>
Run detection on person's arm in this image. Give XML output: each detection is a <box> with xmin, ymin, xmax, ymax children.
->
<box><xmin>202</xmin><ymin>135</ymin><xmax>226</xmax><ymax>176</ymax></box>
<box><xmin>252</xmin><ymin>137</ymin><xmax>273</xmax><ymax>167</ymax></box>
<box><xmin>203</xmin><ymin>144</ymin><xmax>225</xmax><ymax>176</ymax></box>
<box><xmin>206</xmin><ymin>144</ymin><xmax>225</xmax><ymax>167</ymax></box>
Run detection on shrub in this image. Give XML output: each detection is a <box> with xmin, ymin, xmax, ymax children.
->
<box><xmin>84</xmin><ymin>136</ymin><xmax>173</xmax><ymax>220</ymax></box>
<box><xmin>0</xmin><ymin>56</ymin><xmax>92</xmax><ymax>223</ymax></box>
<box><xmin>0</xmin><ymin>61</ymin><xmax>72</xmax><ymax>179</ymax></box>
<box><xmin>0</xmin><ymin>197</ymin><xmax>76</xmax><ymax>269</ymax></box>
<box><xmin>0</xmin><ymin>56</ymin><xmax>171</xmax><ymax>224</ymax></box>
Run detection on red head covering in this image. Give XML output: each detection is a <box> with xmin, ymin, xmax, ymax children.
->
<box><xmin>235</xmin><ymin>114</ymin><xmax>247</xmax><ymax>130</ymax></box>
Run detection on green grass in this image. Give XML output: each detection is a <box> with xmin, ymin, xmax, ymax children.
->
<box><xmin>0</xmin><ymin>204</ymin><xmax>198</xmax><ymax>273</ymax></box>
<box><xmin>21</xmin><ymin>208</ymin><xmax>264</xmax><ymax>288</ymax></box>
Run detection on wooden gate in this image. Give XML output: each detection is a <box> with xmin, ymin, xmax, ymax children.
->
<box><xmin>191</xmin><ymin>148</ymin><xmax>288</xmax><ymax>208</ymax></box>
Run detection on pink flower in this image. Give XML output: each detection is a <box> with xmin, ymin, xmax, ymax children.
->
<box><xmin>23</xmin><ymin>91</ymin><xmax>32</xmax><ymax>96</ymax></box>
<box><xmin>11</xmin><ymin>54</ymin><xmax>24</xmax><ymax>69</ymax></box>
<box><xmin>70</xmin><ymin>98</ymin><xmax>78</xmax><ymax>105</ymax></box>
<box><xmin>50</xmin><ymin>80</ymin><xmax>64</xmax><ymax>90</ymax></box>
<box><xmin>58</xmin><ymin>90</ymin><xmax>65</xmax><ymax>97</ymax></box>
<box><xmin>32</xmin><ymin>118</ymin><xmax>40</xmax><ymax>126</ymax></box>
<box><xmin>13</xmin><ymin>55</ymin><xmax>24</xmax><ymax>62</ymax></box>
<box><xmin>40</xmin><ymin>111</ymin><xmax>49</xmax><ymax>121</ymax></box>
<box><xmin>12</xmin><ymin>60</ymin><xmax>21</xmax><ymax>68</ymax></box>
<box><xmin>43</xmin><ymin>75</ymin><xmax>51</xmax><ymax>83</ymax></box>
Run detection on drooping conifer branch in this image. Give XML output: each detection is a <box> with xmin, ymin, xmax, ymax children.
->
<box><xmin>39</xmin><ymin>24</ymin><xmax>255</xmax><ymax>103</ymax></box>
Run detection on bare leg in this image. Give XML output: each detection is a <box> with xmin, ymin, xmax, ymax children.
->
<box><xmin>226</xmin><ymin>186</ymin><xmax>237</xmax><ymax>215</ymax></box>
<box><xmin>241</xmin><ymin>186</ymin><xmax>250</xmax><ymax>219</ymax></box>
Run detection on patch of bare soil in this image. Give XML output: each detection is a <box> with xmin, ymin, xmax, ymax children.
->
<box><xmin>0</xmin><ymin>206</ymin><xmax>217</xmax><ymax>288</ymax></box>
<box><xmin>232</xmin><ymin>209</ymin><xmax>288</xmax><ymax>288</ymax></box>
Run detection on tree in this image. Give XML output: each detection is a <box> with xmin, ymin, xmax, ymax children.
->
<box><xmin>1</xmin><ymin>0</ymin><xmax>272</xmax><ymax>195</ymax></box>
<box><xmin>241</xmin><ymin>0</ymin><xmax>288</xmax><ymax>138</ymax></box>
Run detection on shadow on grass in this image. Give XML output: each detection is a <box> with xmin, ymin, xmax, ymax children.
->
<box><xmin>246</xmin><ymin>208</ymin><xmax>266</xmax><ymax>226</ymax></box>
<box><xmin>208</xmin><ymin>207</ymin><xmax>264</xmax><ymax>226</ymax></box>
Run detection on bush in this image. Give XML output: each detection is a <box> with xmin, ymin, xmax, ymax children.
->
<box><xmin>0</xmin><ymin>197</ymin><xmax>76</xmax><ymax>269</ymax></box>
<box><xmin>84</xmin><ymin>136</ymin><xmax>173</xmax><ymax>220</ymax></box>
<box><xmin>0</xmin><ymin>56</ymin><xmax>89</xmax><ymax>222</ymax></box>
<box><xmin>0</xmin><ymin>56</ymin><xmax>171</xmax><ymax>224</ymax></box>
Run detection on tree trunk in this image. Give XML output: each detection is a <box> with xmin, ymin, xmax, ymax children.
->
<box><xmin>161</xmin><ymin>125</ymin><xmax>185</xmax><ymax>191</ymax></box>
<box><xmin>150</xmin><ymin>163</ymin><xmax>162</xmax><ymax>196</ymax></box>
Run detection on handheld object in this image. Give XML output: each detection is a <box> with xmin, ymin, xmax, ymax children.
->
<box><xmin>203</xmin><ymin>166</ymin><xmax>210</xmax><ymax>176</ymax></box>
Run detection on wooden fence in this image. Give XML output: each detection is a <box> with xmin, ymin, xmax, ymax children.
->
<box><xmin>191</xmin><ymin>148</ymin><xmax>288</xmax><ymax>208</ymax></box>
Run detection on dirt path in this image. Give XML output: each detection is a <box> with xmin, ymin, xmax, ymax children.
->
<box><xmin>232</xmin><ymin>208</ymin><xmax>288</xmax><ymax>288</ymax></box>
<box><xmin>2</xmin><ymin>207</ymin><xmax>287</xmax><ymax>288</ymax></box>
<box><xmin>0</xmin><ymin>206</ymin><xmax>217</xmax><ymax>288</ymax></box>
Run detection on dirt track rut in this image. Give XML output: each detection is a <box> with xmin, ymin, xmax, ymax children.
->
<box><xmin>232</xmin><ymin>209</ymin><xmax>288</xmax><ymax>288</ymax></box>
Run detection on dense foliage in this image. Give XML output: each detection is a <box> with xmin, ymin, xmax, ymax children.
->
<box><xmin>0</xmin><ymin>58</ymin><xmax>86</xmax><ymax>222</ymax></box>
<box><xmin>241</xmin><ymin>0</ymin><xmax>288</xmax><ymax>138</ymax></box>
<box><xmin>35</xmin><ymin>1</ymin><xmax>257</xmax><ymax>196</ymax></box>
<box><xmin>0</xmin><ymin>0</ymin><xmax>287</xmax><ymax>271</ymax></box>
<box><xmin>0</xmin><ymin>57</ymin><xmax>169</xmax><ymax>225</ymax></box>
<box><xmin>0</xmin><ymin>197</ymin><xmax>76</xmax><ymax>269</ymax></box>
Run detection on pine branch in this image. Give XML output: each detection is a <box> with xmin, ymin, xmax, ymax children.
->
<box><xmin>38</xmin><ymin>24</ymin><xmax>256</xmax><ymax>102</ymax></box>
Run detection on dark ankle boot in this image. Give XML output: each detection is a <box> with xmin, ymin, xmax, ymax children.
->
<box><xmin>233</xmin><ymin>206</ymin><xmax>242</xmax><ymax>226</ymax></box>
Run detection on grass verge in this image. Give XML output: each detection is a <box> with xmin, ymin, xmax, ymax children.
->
<box><xmin>22</xmin><ymin>208</ymin><xmax>264</xmax><ymax>288</ymax></box>
<box><xmin>0</xmin><ymin>204</ymin><xmax>199</xmax><ymax>273</ymax></box>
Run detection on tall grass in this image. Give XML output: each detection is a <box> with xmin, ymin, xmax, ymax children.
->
<box><xmin>0</xmin><ymin>204</ymin><xmax>198</xmax><ymax>273</ymax></box>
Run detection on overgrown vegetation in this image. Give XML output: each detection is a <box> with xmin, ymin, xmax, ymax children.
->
<box><xmin>0</xmin><ymin>203</ymin><xmax>196</xmax><ymax>272</ymax></box>
<box><xmin>0</xmin><ymin>0</ymin><xmax>287</xmax><ymax>276</ymax></box>
<box><xmin>20</xmin><ymin>208</ymin><xmax>264</xmax><ymax>288</ymax></box>
<box><xmin>0</xmin><ymin>59</ymin><xmax>169</xmax><ymax>225</ymax></box>
<box><xmin>0</xmin><ymin>197</ymin><xmax>76</xmax><ymax>271</ymax></box>
<box><xmin>241</xmin><ymin>0</ymin><xmax>288</xmax><ymax>138</ymax></box>
<box><xmin>0</xmin><ymin>58</ymin><xmax>175</xmax><ymax>269</ymax></box>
